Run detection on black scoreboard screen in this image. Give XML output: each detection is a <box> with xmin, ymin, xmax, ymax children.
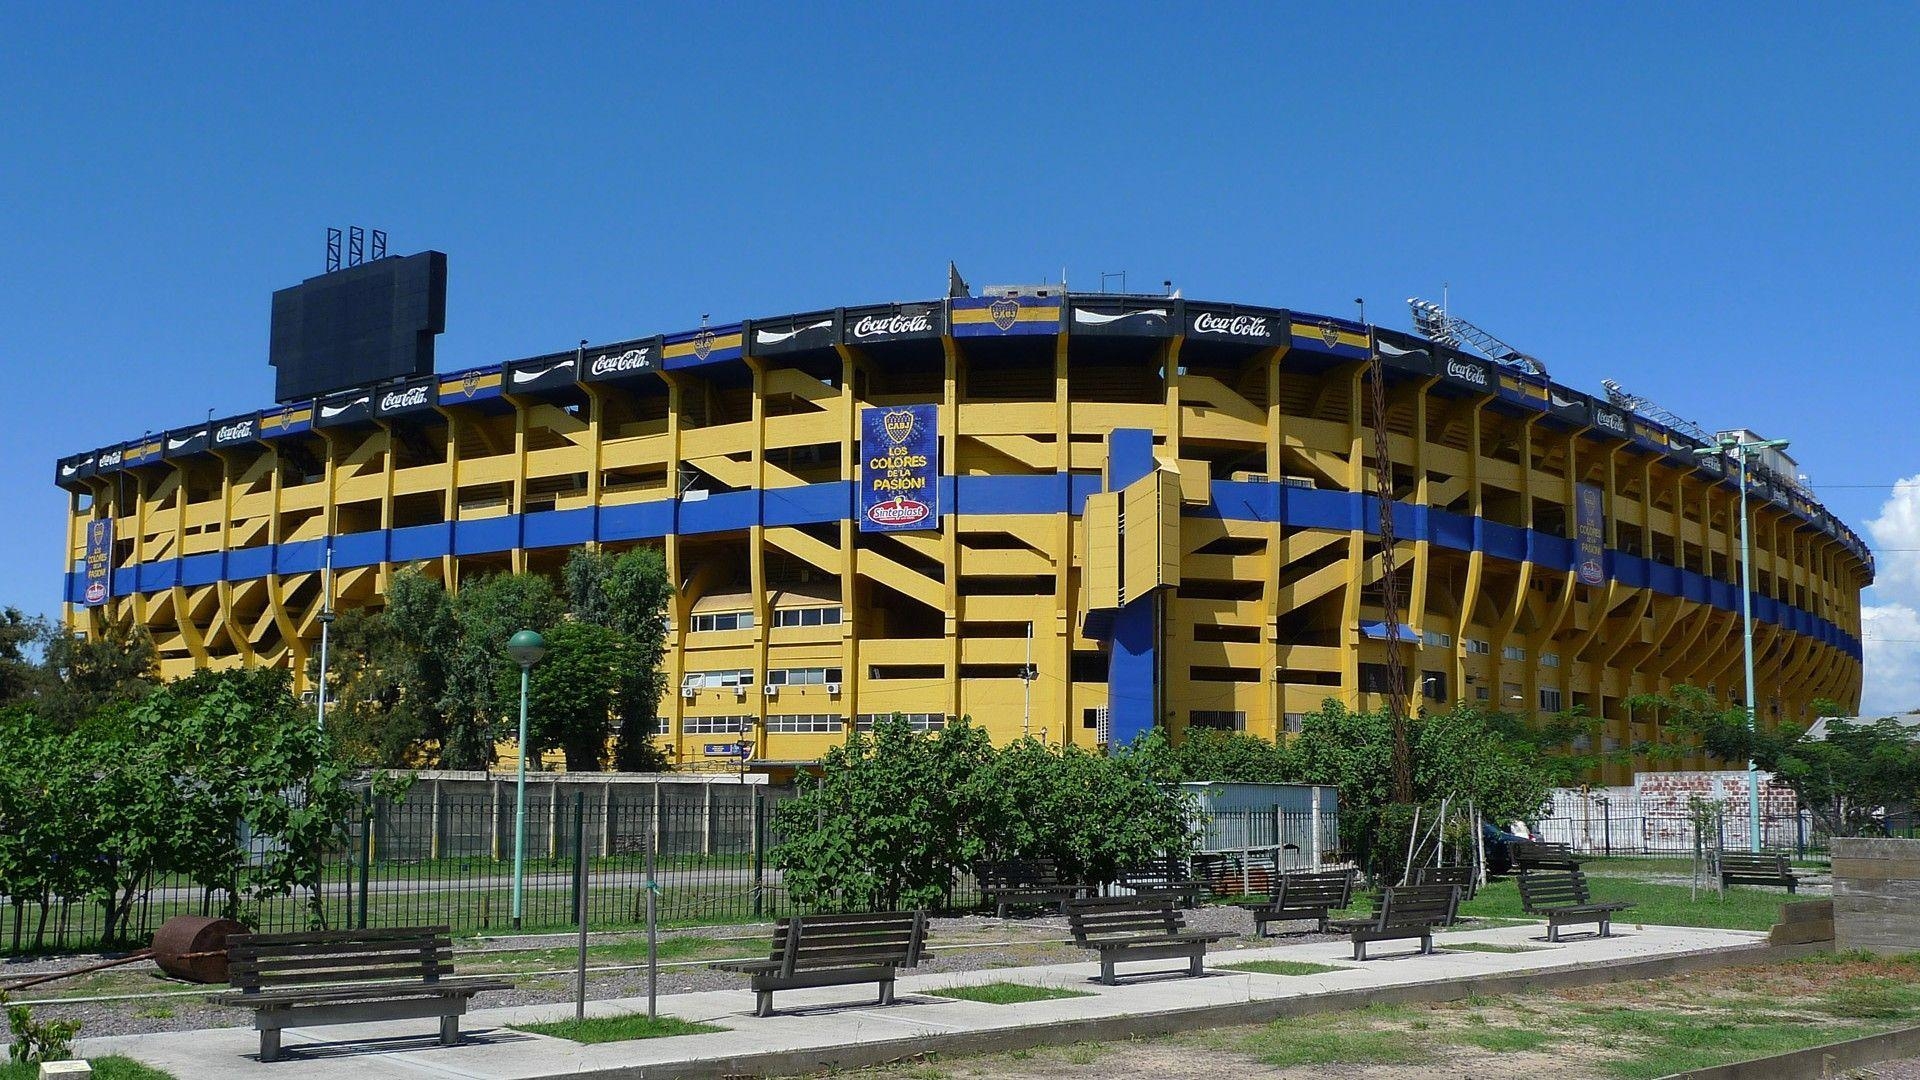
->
<box><xmin>269</xmin><ymin>250</ymin><xmax>447</xmax><ymax>403</ymax></box>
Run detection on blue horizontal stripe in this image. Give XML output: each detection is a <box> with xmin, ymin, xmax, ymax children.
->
<box><xmin>69</xmin><ymin>479</ymin><xmax>1861</xmax><ymax>661</ymax></box>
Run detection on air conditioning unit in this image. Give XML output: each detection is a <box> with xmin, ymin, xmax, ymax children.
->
<box><xmin>734</xmin><ymin>684</ymin><xmax>748</xmax><ymax>697</ymax></box>
<box><xmin>1094</xmin><ymin>706</ymin><xmax>1111</xmax><ymax>748</ymax></box>
<box><xmin>763</xmin><ymin>683</ymin><xmax>779</xmax><ymax>697</ymax></box>
<box><xmin>825</xmin><ymin>682</ymin><xmax>841</xmax><ymax>695</ymax></box>
<box><xmin>1230</xmin><ymin>471</ymin><xmax>1269</xmax><ymax>484</ymax></box>
<box><xmin>1280</xmin><ymin>475</ymin><xmax>1316</xmax><ymax>490</ymax></box>
<box><xmin>682</xmin><ymin>686</ymin><xmax>698</xmax><ymax>700</ymax></box>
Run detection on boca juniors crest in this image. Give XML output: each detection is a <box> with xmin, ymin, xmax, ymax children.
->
<box><xmin>860</xmin><ymin>404</ymin><xmax>939</xmax><ymax>532</ymax></box>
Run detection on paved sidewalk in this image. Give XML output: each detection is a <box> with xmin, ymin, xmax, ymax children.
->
<box><xmin>79</xmin><ymin>921</ymin><xmax>1769</xmax><ymax>1080</ymax></box>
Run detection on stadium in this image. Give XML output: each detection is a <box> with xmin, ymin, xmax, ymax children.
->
<box><xmin>53</xmin><ymin>274</ymin><xmax>1872</xmax><ymax>783</ymax></box>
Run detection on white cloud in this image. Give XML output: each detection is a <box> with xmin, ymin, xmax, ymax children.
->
<box><xmin>1860</xmin><ymin>474</ymin><xmax>1920</xmax><ymax>716</ymax></box>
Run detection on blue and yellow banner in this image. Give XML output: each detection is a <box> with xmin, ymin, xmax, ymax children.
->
<box><xmin>439</xmin><ymin>367</ymin><xmax>504</xmax><ymax>404</ymax></box>
<box><xmin>84</xmin><ymin>518</ymin><xmax>113</xmax><ymax>606</ymax></box>
<box><xmin>1576</xmin><ymin>483</ymin><xmax>1606</xmax><ymax>586</ymax></box>
<box><xmin>951</xmin><ymin>296</ymin><xmax>1061</xmax><ymax>337</ymax></box>
<box><xmin>1290</xmin><ymin>315</ymin><xmax>1370</xmax><ymax>358</ymax></box>
<box><xmin>859</xmin><ymin>403</ymin><xmax>939</xmax><ymax>532</ymax></box>
<box><xmin>664</xmin><ymin>324</ymin><xmax>745</xmax><ymax>369</ymax></box>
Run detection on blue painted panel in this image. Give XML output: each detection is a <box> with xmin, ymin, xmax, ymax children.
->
<box><xmin>1403</xmin><ymin>503</ymin><xmax>1429</xmax><ymax>543</ymax></box>
<box><xmin>599</xmin><ymin>500</ymin><xmax>675</xmax><ymax>542</ymax></box>
<box><xmin>1680</xmin><ymin>569</ymin><xmax>1709</xmax><ymax>603</ymax></box>
<box><xmin>1107</xmin><ymin>596</ymin><xmax>1156</xmax><ymax>752</ymax></box>
<box><xmin>1532</xmin><ymin>533</ymin><xmax>1572</xmax><ymax>571</ymax></box>
<box><xmin>1069</xmin><ymin>473</ymin><xmax>1103</xmax><ymax>515</ymax></box>
<box><xmin>764</xmin><ymin>481</ymin><xmax>851</xmax><ymax>528</ymax></box>
<box><xmin>139</xmin><ymin>559</ymin><xmax>179</xmax><ymax>592</ymax></box>
<box><xmin>957</xmin><ymin>473</ymin><xmax>1068</xmax><ymax>515</ymax></box>
<box><xmin>679</xmin><ymin>491</ymin><xmax>758</xmax><ymax>535</ymax></box>
<box><xmin>1431</xmin><ymin>509</ymin><xmax>1476</xmax><ymax>552</ymax></box>
<box><xmin>1754</xmin><ymin>595</ymin><xmax>1778</xmax><ymax>624</ymax></box>
<box><xmin>333</xmin><ymin>530</ymin><xmax>387</xmax><ymax>569</ymax></box>
<box><xmin>390</xmin><ymin>523</ymin><xmax>453</xmax><ymax>563</ymax></box>
<box><xmin>179</xmin><ymin>552</ymin><xmax>223</xmax><ymax>588</ymax></box>
<box><xmin>278</xmin><ymin>539</ymin><xmax>325</xmax><ymax>575</ymax></box>
<box><xmin>227</xmin><ymin>546</ymin><xmax>274</xmax><ymax>581</ymax></box>
<box><xmin>453</xmin><ymin>517</ymin><xmax>519</xmax><ymax>556</ymax></box>
<box><xmin>1108</xmin><ymin>430</ymin><xmax>1155</xmax><ymax>491</ymax></box>
<box><xmin>1208</xmin><ymin>480</ymin><xmax>1277</xmax><ymax>523</ymax></box>
<box><xmin>1649</xmin><ymin>562</ymin><xmax>1680</xmax><ymax>596</ymax></box>
<box><xmin>1614</xmin><ymin>553</ymin><xmax>1649</xmax><ymax>589</ymax></box>
<box><xmin>524</xmin><ymin>508</ymin><xmax>595</xmax><ymax>549</ymax></box>
<box><xmin>112</xmin><ymin>566</ymin><xmax>137</xmax><ymax>596</ymax></box>
<box><xmin>64</xmin><ymin>572</ymin><xmax>83</xmax><ymax>605</ymax></box>
<box><xmin>1709</xmin><ymin>579</ymin><xmax>1736</xmax><ymax>611</ymax></box>
<box><xmin>1286</xmin><ymin>487</ymin><xmax>1352</xmax><ymax>531</ymax></box>
<box><xmin>1482</xmin><ymin>521</ymin><xmax>1527</xmax><ymax>562</ymax></box>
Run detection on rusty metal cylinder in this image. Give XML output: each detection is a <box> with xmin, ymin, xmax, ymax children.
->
<box><xmin>149</xmin><ymin>915</ymin><xmax>243</xmax><ymax>983</ymax></box>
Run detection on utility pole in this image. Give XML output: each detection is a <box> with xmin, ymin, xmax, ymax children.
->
<box><xmin>1694</xmin><ymin>434</ymin><xmax>1789</xmax><ymax>853</ymax></box>
<box><xmin>1365</xmin><ymin>312</ymin><xmax>1414</xmax><ymax>803</ymax></box>
<box><xmin>316</xmin><ymin>541</ymin><xmax>334</xmax><ymax>730</ymax></box>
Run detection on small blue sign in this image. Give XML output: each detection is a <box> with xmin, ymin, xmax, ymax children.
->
<box><xmin>703</xmin><ymin>742</ymin><xmax>751</xmax><ymax>758</ymax></box>
<box><xmin>859</xmin><ymin>404</ymin><xmax>939</xmax><ymax>532</ymax></box>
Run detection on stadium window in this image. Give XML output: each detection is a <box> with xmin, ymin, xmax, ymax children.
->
<box><xmin>766</xmin><ymin>714</ymin><xmax>841</xmax><ymax>733</ymax></box>
<box><xmin>685</xmin><ymin>668</ymin><xmax>753</xmax><ymax>690</ymax></box>
<box><xmin>683</xmin><ymin>715</ymin><xmax>746</xmax><ymax>735</ymax></box>
<box><xmin>1502</xmin><ymin>682</ymin><xmax>1523</xmax><ymax>704</ymax></box>
<box><xmin>1540</xmin><ymin>652</ymin><xmax>1561</xmax><ymax>669</ymax></box>
<box><xmin>1189</xmin><ymin>710</ymin><xmax>1246</xmax><ymax>732</ymax></box>
<box><xmin>1501</xmin><ymin>645</ymin><xmax>1526</xmax><ymax>662</ymax></box>
<box><xmin>1359</xmin><ymin>664</ymin><xmax>1408</xmax><ymax>693</ymax></box>
<box><xmin>1283</xmin><ymin>712</ymin><xmax>1306</xmax><ymax>734</ymax></box>
<box><xmin>1082</xmin><ymin>708</ymin><xmax>1102</xmax><ymax>730</ymax></box>
<box><xmin>648</xmin><ymin>715</ymin><xmax>671</xmax><ymax>736</ymax></box>
<box><xmin>1465</xmin><ymin>638</ymin><xmax>1491</xmax><ymax>655</ymax></box>
<box><xmin>1540</xmin><ymin>688</ymin><xmax>1564</xmax><ymax>712</ymax></box>
<box><xmin>1423</xmin><ymin>630</ymin><xmax>1453</xmax><ymax>648</ymax></box>
<box><xmin>773</xmin><ymin>606</ymin><xmax>843</xmax><ymax>628</ymax></box>
<box><xmin>691</xmin><ymin>611</ymin><xmax>754</xmax><ymax>633</ymax></box>
<box><xmin>768</xmin><ymin>667</ymin><xmax>842</xmax><ymax>686</ymax></box>
<box><xmin>868</xmin><ymin>664</ymin><xmax>944</xmax><ymax>680</ymax></box>
<box><xmin>1475</xmin><ymin>686</ymin><xmax>1491</xmax><ymax>701</ymax></box>
<box><xmin>855</xmin><ymin>712</ymin><xmax>947</xmax><ymax>732</ymax></box>
<box><xmin>1421</xmin><ymin>671</ymin><xmax>1447</xmax><ymax>702</ymax></box>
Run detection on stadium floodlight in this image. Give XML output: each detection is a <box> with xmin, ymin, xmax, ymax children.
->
<box><xmin>508</xmin><ymin>629</ymin><xmax>548</xmax><ymax>929</ymax></box>
<box><xmin>1694</xmin><ymin>434</ymin><xmax>1789</xmax><ymax>852</ymax></box>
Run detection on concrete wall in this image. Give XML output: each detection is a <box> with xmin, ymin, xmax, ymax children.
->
<box><xmin>1832</xmin><ymin>836</ymin><xmax>1920</xmax><ymax>955</ymax></box>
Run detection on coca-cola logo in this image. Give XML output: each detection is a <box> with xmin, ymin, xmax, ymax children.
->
<box><xmin>590</xmin><ymin>349</ymin><xmax>653</xmax><ymax>376</ymax></box>
<box><xmin>215</xmin><ymin>420</ymin><xmax>255</xmax><ymax>443</ymax></box>
<box><xmin>1595</xmin><ymin>410</ymin><xmax>1627</xmax><ymax>433</ymax></box>
<box><xmin>866</xmin><ymin>496</ymin><xmax>931</xmax><ymax>528</ymax></box>
<box><xmin>380</xmin><ymin>387</ymin><xmax>429</xmax><ymax>411</ymax></box>
<box><xmin>1444</xmin><ymin>359</ymin><xmax>1488</xmax><ymax>386</ymax></box>
<box><xmin>99</xmin><ymin>449</ymin><xmax>123</xmax><ymax>467</ymax></box>
<box><xmin>1192</xmin><ymin>312</ymin><xmax>1270</xmax><ymax>338</ymax></box>
<box><xmin>851</xmin><ymin>312</ymin><xmax>934</xmax><ymax>339</ymax></box>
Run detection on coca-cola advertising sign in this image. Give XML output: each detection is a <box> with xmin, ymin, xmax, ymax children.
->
<box><xmin>843</xmin><ymin>305</ymin><xmax>943</xmax><ymax>344</ymax></box>
<box><xmin>376</xmin><ymin>383</ymin><xmax>435</xmax><ymax>416</ymax></box>
<box><xmin>1187</xmin><ymin>306</ymin><xmax>1280</xmax><ymax>344</ymax></box>
<box><xmin>1441</xmin><ymin>357</ymin><xmax>1491</xmax><ymax>389</ymax></box>
<box><xmin>214</xmin><ymin>418</ymin><xmax>257</xmax><ymax>445</ymax></box>
<box><xmin>752</xmin><ymin>314</ymin><xmax>837</xmax><ymax>354</ymax></box>
<box><xmin>583</xmin><ymin>340</ymin><xmax>661</xmax><ymax>382</ymax></box>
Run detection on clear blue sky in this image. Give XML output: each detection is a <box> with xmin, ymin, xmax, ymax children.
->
<box><xmin>7</xmin><ymin>6</ymin><xmax>1920</xmax><ymax>705</ymax></box>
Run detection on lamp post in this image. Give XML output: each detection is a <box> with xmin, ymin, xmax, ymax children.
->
<box><xmin>507</xmin><ymin>629</ymin><xmax>548</xmax><ymax>929</ymax></box>
<box><xmin>1695</xmin><ymin>434</ymin><xmax>1788</xmax><ymax>853</ymax></box>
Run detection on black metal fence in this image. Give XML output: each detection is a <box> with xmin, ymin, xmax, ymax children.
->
<box><xmin>1533</xmin><ymin>805</ymin><xmax>1827</xmax><ymax>857</ymax></box>
<box><xmin>4</xmin><ymin>791</ymin><xmax>1346</xmax><ymax>956</ymax></box>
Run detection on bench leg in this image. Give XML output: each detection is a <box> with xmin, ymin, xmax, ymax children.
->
<box><xmin>1420</xmin><ymin>932</ymin><xmax>1432</xmax><ymax>955</ymax></box>
<box><xmin>755</xmin><ymin>991</ymin><xmax>773</xmax><ymax>1018</ymax></box>
<box><xmin>1548</xmin><ymin>922</ymin><xmax>1560</xmax><ymax>944</ymax></box>
<box><xmin>996</xmin><ymin>900</ymin><xmax>1009</xmax><ymax>919</ymax></box>
<box><xmin>1353</xmin><ymin>940</ymin><xmax>1366</xmax><ymax>962</ymax></box>
<box><xmin>260</xmin><ymin>1028</ymin><xmax>281</xmax><ymax>1063</ymax></box>
<box><xmin>879</xmin><ymin>979</ymin><xmax>895</xmax><ymax>1006</ymax></box>
<box><xmin>1101</xmin><ymin>957</ymin><xmax>1116</xmax><ymax>986</ymax></box>
<box><xmin>1599</xmin><ymin>916</ymin><xmax>1611</xmax><ymax>938</ymax></box>
<box><xmin>440</xmin><ymin>1014</ymin><xmax>460</xmax><ymax>1047</ymax></box>
<box><xmin>1189</xmin><ymin>950</ymin><xmax>1204</xmax><ymax>977</ymax></box>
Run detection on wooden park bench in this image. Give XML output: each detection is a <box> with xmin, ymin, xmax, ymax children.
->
<box><xmin>975</xmin><ymin>858</ymin><xmax>1090</xmax><ymax>917</ymax></box>
<box><xmin>1192</xmin><ymin>851</ymin><xmax>1279</xmax><ymax>898</ymax></box>
<box><xmin>213</xmin><ymin>926</ymin><xmax>513</xmax><ymax>1063</ymax></box>
<box><xmin>1329</xmin><ymin>885</ymin><xmax>1459</xmax><ymax>961</ymax></box>
<box><xmin>1511</xmin><ymin>840</ymin><xmax>1585</xmax><ymax>871</ymax></box>
<box><xmin>1237</xmin><ymin>869</ymin><xmax>1356</xmax><ymax>936</ymax></box>
<box><xmin>1410</xmin><ymin>864</ymin><xmax>1479</xmax><ymax>906</ymax></box>
<box><xmin>1114</xmin><ymin>856</ymin><xmax>1205</xmax><ymax>908</ymax></box>
<box><xmin>1719</xmin><ymin>852</ymin><xmax>1801</xmax><ymax>893</ymax></box>
<box><xmin>710</xmin><ymin>910</ymin><xmax>927</xmax><ymax>1017</ymax></box>
<box><xmin>1064</xmin><ymin>896</ymin><xmax>1225</xmax><ymax>985</ymax></box>
<box><xmin>1517</xmin><ymin>867</ymin><xmax>1635</xmax><ymax>942</ymax></box>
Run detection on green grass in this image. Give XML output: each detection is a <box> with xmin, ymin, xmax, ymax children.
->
<box><xmin>1218</xmin><ymin>959</ymin><xmax>1348</xmax><ymax>976</ymax></box>
<box><xmin>1449</xmin><ymin>1025</ymin><xmax>1557</xmax><ymax>1052</ymax></box>
<box><xmin>1444</xmin><ymin>942</ymin><xmax>1548</xmax><ymax>954</ymax></box>
<box><xmin>1454</xmin><ymin>877</ymin><xmax>1788</xmax><ymax>931</ymax></box>
<box><xmin>1234</xmin><ymin>1006</ymin><xmax>1433</xmax><ymax>1067</ymax></box>
<box><xmin>512</xmin><ymin>1012</ymin><xmax>724</xmax><ymax>1043</ymax></box>
<box><xmin>1570</xmin><ymin>1006</ymin><xmax>1878</xmax><ymax>1079</ymax></box>
<box><xmin>0</xmin><ymin>1059</ymin><xmax>176</xmax><ymax>1079</ymax></box>
<box><xmin>928</xmin><ymin>982</ymin><xmax>1094</xmax><ymax>1005</ymax></box>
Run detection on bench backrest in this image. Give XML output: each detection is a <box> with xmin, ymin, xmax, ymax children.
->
<box><xmin>1411</xmin><ymin>865</ymin><xmax>1473</xmax><ymax>887</ymax></box>
<box><xmin>226</xmin><ymin>926</ymin><xmax>453</xmax><ymax>994</ymax></box>
<box><xmin>1064</xmin><ymin>896</ymin><xmax>1184</xmax><ymax>944</ymax></box>
<box><xmin>1516</xmin><ymin>868</ymin><xmax>1593</xmax><ymax>911</ymax></box>
<box><xmin>1720</xmin><ymin>853</ymin><xmax>1790</xmax><ymax>875</ymax></box>
<box><xmin>1193</xmin><ymin>853</ymin><xmax>1278</xmax><ymax>897</ymax></box>
<box><xmin>976</xmin><ymin>858</ymin><xmax>1073</xmax><ymax>890</ymax></box>
<box><xmin>1116</xmin><ymin>856</ymin><xmax>1193</xmax><ymax>888</ymax></box>
<box><xmin>1511</xmin><ymin>841</ymin><xmax>1577</xmax><ymax>869</ymax></box>
<box><xmin>1273</xmin><ymin>869</ymin><xmax>1355</xmax><ymax>909</ymax></box>
<box><xmin>771</xmin><ymin>910</ymin><xmax>927</xmax><ymax>975</ymax></box>
<box><xmin>1374</xmin><ymin>885</ymin><xmax>1459</xmax><ymax>930</ymax></box>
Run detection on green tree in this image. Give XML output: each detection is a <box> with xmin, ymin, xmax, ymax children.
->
<box><xmin>0</xmin><ymin>608</ymin><xmax>46</xmax><ymax>707</ymax></box>
<box><xmin>1157</xmin><ymin>728</ymin><xmax>1290</xmax><ymax>783</ymax></box>
<box><xmin>321</xmin><ymin>570</ymin><xmax>456</xmax><ymax>767</ymax></box>
<box><xmin>34</xmin><ymin>617</ymin><xmax>157</xmax><ymax>731</ymax></box>
<box><xmin>441</xmin><ymin>572</ymin><xmax>564</xmax><ymax>769</ymax></box>
<box><xmin>517</xmin><ymin>621</ymin><xmax>627</xmax><ymax>771</ymax></box>
<box><xmin>565</xmin><ymin>547</ymin><xmax>673</xmax><ymax>771</ymax></box>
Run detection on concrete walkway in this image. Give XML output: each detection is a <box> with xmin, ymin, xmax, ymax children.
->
<box><xmin>79</xmin><ymin>921</ymin><xmax>1771</xmax><ymax>1079</ymax></box>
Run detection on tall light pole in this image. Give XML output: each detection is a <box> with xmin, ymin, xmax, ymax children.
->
<box><xmin>1695</xmin><ymin>434</ymin><xmax>1788</xmax><ymax>853</ymax></box>
<box><xmin>316</xmin><ymin>541</ymin><xmax>334</xmax><ymax>730</ymax></box>
<box><xmin>507</xmin><ymin>629</ymin><xmax>548</xmax><ymax>929</ymax></box>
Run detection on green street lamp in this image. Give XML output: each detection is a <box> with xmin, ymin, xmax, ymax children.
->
<box><xmin>507</xmin><ymin>629</ymin><xmax>548</xmax><ymax>929</ymax></box>
<box><xmin>1694</xmin><ymin>435</ymin><xmax>1789</xmax><ymax>854</ymax></box>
